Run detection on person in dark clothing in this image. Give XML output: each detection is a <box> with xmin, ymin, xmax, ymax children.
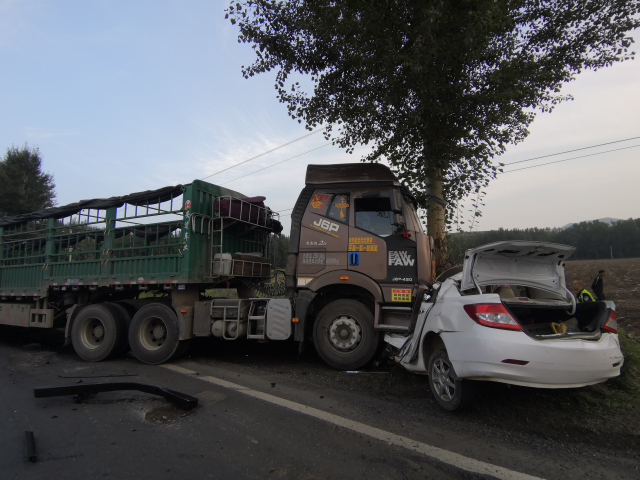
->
<box><xmin>572</xmin><ymin>280</ymin><xmax>594</xmax><ymax>303</ymax></box>
<box><xmin>591</xmin><ymin>270</ymin><xmax>606</xmax><ymax>300</ymax></box>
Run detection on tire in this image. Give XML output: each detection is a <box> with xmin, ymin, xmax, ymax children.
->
<box><xmin>313</xmin><ymin>299</ymin><xmax>380</xmax><ymax>370</ymax></box>
<box><xmin>105</xmin><ymin>302</ymin><xmax>132</xmax><ymax>355</ymax></box>
<box><xmin>172</xmin><ymin>339</ymin><xmax>192</xmax><ymax>360</ymax></box>
<box><xmin>427</xmin><ymin>349</ymin><xmax>475</xmax><ymax>411</ymax></box>
<box><xmin>71</xmin><ymin>304</ymin><xmax>128</xmax><ymax>362</ymax></box>
<box><xmin>129</xmin><ymin>303</ymin><xmax>181</xmax><ymax>365</ymax></box>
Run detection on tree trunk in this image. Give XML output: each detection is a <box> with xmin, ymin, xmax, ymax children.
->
<box><xmin>426</xmin><ymin>170</ymin><xmax>451</xmax><ymax>275</ymax></box>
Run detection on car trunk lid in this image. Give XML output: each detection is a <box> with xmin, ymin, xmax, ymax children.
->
<box><xmin>460</xmin><ymin>241</ymin><xmax>576</xmax><ymax>295</ymax></box>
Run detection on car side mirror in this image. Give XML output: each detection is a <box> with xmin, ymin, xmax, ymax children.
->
<box><xmin>389</xmin><ymin>188</ymin><xmax>403</xmax><ymax>214</ymax></box>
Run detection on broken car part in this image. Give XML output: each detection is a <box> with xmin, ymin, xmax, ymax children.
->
<box><xmin>33</xmin><ymin>383</ymin><xmax>199</xmax><ymax>410</ymax></box>
<box><xmin>25</xmin><ymin>431</ymin><xmax>37</xmax><ymax>463</ymax></box>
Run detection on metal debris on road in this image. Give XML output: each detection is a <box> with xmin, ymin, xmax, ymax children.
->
<box><xmin>342</xmin><ymin>371</ymin><xmax>391</xmax><ymax>374</ymax></box>
<box><xmin>33</xmin><ymin>383</ymin><xmax>199</xmax><ymax>410</ymax></box>
<box><xmin>25</xmin><ymin>431</ymin><xmax>37</xmax><ymax>463</ymax></box>
<box><xmin>57</xmin><ymin>374</ymin><xmax>140</xmax><ymax>379</ymax></box>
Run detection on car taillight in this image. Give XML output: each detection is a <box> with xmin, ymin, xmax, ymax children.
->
<box><xmin>463</xmin><ymin>304</ymin><xmax>522</xmax><ymax>331</ymax></box>
<box><xmin>603</xmin><ymin>310</ymin><xmax>618</xmax><ymax>334</ymax></box>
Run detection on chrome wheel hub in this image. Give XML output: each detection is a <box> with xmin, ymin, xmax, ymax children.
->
<box><xmin>328</xmin><ymin>315</ymin><xmax>362</xmax><ymax>351</ymax></box>
<box><xmin>431</xmin><ymin>358</ymin><xmax>456</xmax><ymax>401</ymax></box>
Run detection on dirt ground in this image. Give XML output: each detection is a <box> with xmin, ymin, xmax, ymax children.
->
<box><xmin>564</xmin><ymin>258</ymin><xmax>640</xmax><ymax>336</ymax></box>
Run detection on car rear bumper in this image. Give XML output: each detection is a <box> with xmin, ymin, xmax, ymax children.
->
<box><xmin>441</xmin><ymin>326</ymin><xmax>624</xmax><ymax>388</ymax></box>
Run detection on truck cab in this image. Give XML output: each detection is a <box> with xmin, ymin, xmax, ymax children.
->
<box><xmin>286</xmin><ymin>164</ymin><xmax>434</xmax><ymax>369</ymax></box>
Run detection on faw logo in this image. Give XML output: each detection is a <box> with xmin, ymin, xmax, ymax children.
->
<box><xmin>388</xmin><ymin>251</ymin><xmax>415</xmax><ymax>267</ymax></box>
<box><xmin>311</xmin><ymin>218</ymin><xmax>340</xmax><ymax>238</ymax></box>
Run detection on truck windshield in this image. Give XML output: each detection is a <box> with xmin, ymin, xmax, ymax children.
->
<box><xmin>354</xmin><ymin>197</ymin><xmax>399</xmax><ymax>237</ymax></box>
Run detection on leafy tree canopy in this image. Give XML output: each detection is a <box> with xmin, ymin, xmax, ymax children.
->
<box><xmin>227</xmin><ymin>0</ymin><xmax>639</xmax><ymax>224</ymax></box>
<box><xmin>0</xmin><ymin>144</ymin><xmax>56</xmax><ymax>217</ymax></box>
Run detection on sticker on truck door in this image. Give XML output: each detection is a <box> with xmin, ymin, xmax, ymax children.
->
<box><xmin>310</xmin><ymin>218</ymin><xmax>340</xmax><ymax>238</ymax></box>
<box><xmin>392</xmin><ymin>289</ymin><xmax>412</xmax><ymax>302</ymax></box>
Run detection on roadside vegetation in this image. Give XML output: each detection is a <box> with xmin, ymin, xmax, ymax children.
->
<box><xmin>449</xmin><ymin>218</ymin><xmax>640</xmax><ymax>264</ymax></box>
<box><xmin>571</xmin><ymin>329</ymin><xmax>639</xmax><ymax>411</ymax></box>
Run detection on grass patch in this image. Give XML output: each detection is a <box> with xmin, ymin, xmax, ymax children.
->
<box><xmin>567</xmin><ymin>330</ymin><xmax>639</xmax><ymax>411</ymax></box>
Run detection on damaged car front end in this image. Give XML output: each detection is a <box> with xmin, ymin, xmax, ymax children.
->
<box><xmin>386</xmin><ymin>241</ymin><xmax>624</xmax><ymax>411</ymax></box>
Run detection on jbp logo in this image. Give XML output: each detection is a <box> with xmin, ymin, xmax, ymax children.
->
<box><xmin>311</xmin><ymin>218</ymin><xmax>340</xmax><ymax>237</ymax></box>
<box><xmin>388</xmin><ymin>251</ymin><xmax>415</xmax><ymax>266</ymax></box>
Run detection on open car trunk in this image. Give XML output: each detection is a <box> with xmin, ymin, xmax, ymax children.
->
<box><xmin>504</xmin><ymin>300</ymin><xmax>610</xmax><ymax>339</ymax></box>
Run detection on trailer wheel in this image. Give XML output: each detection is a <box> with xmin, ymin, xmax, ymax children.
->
<box><xmin>71</xmin><ymin>304</ymin><xmax>128</xmax><ymax>362</ymax></box>
<box><xmin>129</xmin><ymin>303</ymin><xmax>181</xmax><ymax>364</ymax></box>
<box><xmin>427</xmin><ymin>349</ymin><xmax>475</xmax><ymax>412</ymax></box>
<box><xmin>313</xmin><ymin>299</ymin><xmax>380</xmax><ymax>370</ymax></box>
<box><xmin>104</xmin><ymin>302</ymin><xmax>132</xmax><ymax>355</ymax></box>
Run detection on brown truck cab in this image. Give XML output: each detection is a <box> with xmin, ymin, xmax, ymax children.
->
<box><xmin>287</xmin><ymin>164</ymin><xmax>434</xmax><ymax>369</ymax></box>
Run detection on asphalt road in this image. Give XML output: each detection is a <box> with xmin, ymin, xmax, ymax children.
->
<box><xmin>1</xmin><ymin>327</ymin><xmax>637</xmax><ymax>480</ymax></box>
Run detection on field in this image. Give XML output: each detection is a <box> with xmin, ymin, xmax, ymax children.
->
<box><xmin>564</xmin><ymin>257</ymin><xmax>640</xmax><ymax>336</ymax></box>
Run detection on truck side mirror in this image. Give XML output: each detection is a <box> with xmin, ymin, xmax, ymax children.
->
<box><xmin>389</xmin><ymin>188</ymin><xmax>403</xmax><ymax>214</ymax></box>
<box><xmin>392</xmin><ymin>213</ymin><xmax>405</xmax><ymax>227</ymax></box>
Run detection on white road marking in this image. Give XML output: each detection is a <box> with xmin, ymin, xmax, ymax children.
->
<box><xmin>161</xmin><ymin>364</ymin><xmax>543</xmax><ymax>480</ymax></box>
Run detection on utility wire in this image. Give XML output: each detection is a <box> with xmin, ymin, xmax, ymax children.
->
<box><xmin>502</xmin><ymin>135</ymin><xmax>640</xmax><ymax>166</ymax></box>
<box><xmin>503</xmin><ymin>144</ymin><xmax>640</xmax><ymax>173</ymax></box>
<box><xmin>200</xmin><ymin>129</ymin><xmax>323</xmax><ymax>181</ymax></box>
<box><xmin>221</xmin><ymin>144</ymin><xmax>329</xmax><ymax>185</ymax></box>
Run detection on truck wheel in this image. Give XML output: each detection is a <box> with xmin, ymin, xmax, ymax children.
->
<box><xmin>105</xmin><ymin>302</ymin><xmax>132</xmax><ymax>355</ymax></box>
<box><xmin>129</xmin><ymin>303</ymin><xmax>180</xmax><ymax>364</ymax></box>
<box><xmin>313</xmin><ymin>299</ymin><xmax>380</xmax><ymax>370</ymax></box>
<box><xmin>172</xmin><ymin>339</ymin><xmax>191</xmax><ymax>360</ymax></box>
<box><xmin>427</xmin><ymin>349</ymin><xmax>475</xmax><ymax>411</ymax></box>
<box><xmin>71</xmin><ymin>304</ymin><xmax>127</xmax><ymax>362</ymax></box>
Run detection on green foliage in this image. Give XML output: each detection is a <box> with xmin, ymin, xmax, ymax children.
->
<box><xmin>570</xmin><ymin>330</ymin><xmax>639</xmax><ymax>411</ymax></box>
<box><xmin>448</xmin><ymin>218</ymin><xmax>640</xmax><ymax>263</ymax></box>
<box><xmin>274</xmin><ymin>234</ymin><xmax>290</xmax><ymax>269</ymax></box>
<box><xmin>226</xmin><ymin>1</ymin><xmax>640</xmax><ymax>223</ymax></box>
<box><xmin>0</xmin><ymin>144</ymin><xmax>56</xmax><ymax>217</ymax></box>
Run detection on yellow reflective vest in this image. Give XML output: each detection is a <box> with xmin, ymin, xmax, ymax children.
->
<box><xmin>577</xmin><ymin>288</ymin><xmax>595</xmax><ymax>303</ymax></box>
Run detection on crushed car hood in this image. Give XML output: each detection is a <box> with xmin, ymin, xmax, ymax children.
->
<box><xmin>460</xmin><ymin>241</ymin><xmax>576</xmax><ymax>295</ymax></box>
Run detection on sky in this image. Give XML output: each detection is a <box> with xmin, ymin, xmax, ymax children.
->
<box><xmin>1</xmin><ymin>0</ymin><xmax>639</xmax><ymax>234</ymax></box>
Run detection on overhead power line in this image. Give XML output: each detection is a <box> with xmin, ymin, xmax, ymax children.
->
<box><xmin>503</xmin><ymin>144</ymin><xmax>640</xmax><ymax>173</ymax></box>
<box><xmin>200</xmin><ymin>129</ymin><xmax>323</xmax><ymax>181</ymax></box>
<box><xmin>502</xmin><ymin>135</ymin><xmax>640</xmax><ymax>166</ymax></box>
<box><xmin>221</xmin><ymin>144</ymin><xmax>329</xmax><ymax>185</ymax></box>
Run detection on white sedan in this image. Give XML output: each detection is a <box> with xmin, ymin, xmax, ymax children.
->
<box><xmin>385</xmin><ymin>241</ymin><xmax>623</xmax><ymax>411</ymax></box>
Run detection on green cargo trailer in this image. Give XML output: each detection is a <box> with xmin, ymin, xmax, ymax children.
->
<box><xmin>0</xmin><ymin>180</ymin><xmax>283</xmax><ymax>362</ymax></box>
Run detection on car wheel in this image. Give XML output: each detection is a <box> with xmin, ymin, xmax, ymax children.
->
<box><xmin>428</xmin><ymin>349</ymin><xmax>475</xmax><ymax>411</ymax></box>
<box><xmin>313</xmin><ymin>299</ymin><xmax>380</xmax><ymax>370</ymax></box>
<box><xmin>71</xmin><ymin>304</ymin><xmax>127</xmax><ymax>362</ymax></box>
<box><xmin>129</xmin><ymin>303</ymin><xmax>181</xmax><ymax>365</ymax></box>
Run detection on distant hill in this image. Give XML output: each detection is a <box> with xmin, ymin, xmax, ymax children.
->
<box><xmin>560</xmin><ymin>217</ymin><xmax>620</xmax><ymax>230</ymax></box>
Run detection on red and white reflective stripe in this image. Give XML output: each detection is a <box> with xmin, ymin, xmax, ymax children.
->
<box><xmin>603</xmin><ymin>310</ymin><xmax>618</xmax><ymax>333</ymax></box>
